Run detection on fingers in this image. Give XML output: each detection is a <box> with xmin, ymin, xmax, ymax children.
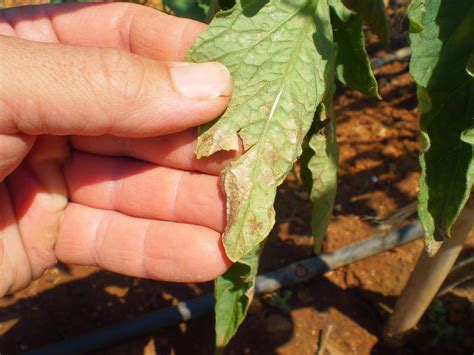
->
<box><xmin>0</xmin><ymin>35</ymin><xmax>232</xmax><ymax>137</ymax></box>
<box><xmin>0</xmin><ymin>132</ymin><xmax>35</xmax><ymax>182</ymax></box>
<box><xmin>0</xmin><ymin>3</ymin><xmax>206</xmax><ymax>60</ymax></box>
<box><xmin>4</xmin><ymin>135</ymin><xmax>69</xmax><ymax>282</ymax></box>
<box><xmin>63</xmin><ymin>152</ymin><xmax>226</xmax><ymax>232</ymax></box>
<box><xmin>56</xmin><ymin>203</ymin><xmax>231</xmax><ymax>282</ymax></box>
<box><xmin>5</xmin><ymin>162</ymin><xmax>64</xmax><ymax>279</ymax></box>
<box><xmin>70</xmin><ymin>129</ymin><xmax>243</xmax><ymax>176</ymax></box>
<box><xmin>0</xmin><ymin>183</ymin><xmax>32</xmax><ymax>296</ymax></box>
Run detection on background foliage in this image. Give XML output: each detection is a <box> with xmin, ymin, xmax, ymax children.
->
<box><xmin>1</xmin><ymin>0</ymin><xmax>472</xmax><ymax>351</ymax></box>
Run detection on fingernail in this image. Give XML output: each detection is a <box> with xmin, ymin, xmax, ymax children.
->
<box><xmin>170</xmin><ymin>62</ymin><xmax>232</xmax><ymax>99</ymax></box>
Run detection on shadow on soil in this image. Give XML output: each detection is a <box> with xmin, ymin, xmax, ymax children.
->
<box><xmin>0</xmin><ymin>265</ymin><xmax>396</xmax><ymax>354</ymax></box>
<box><xmin>1</xmin><ymin>260</ymin><xmax>471</xmax><ymax>354</ymax></box>
<box><xmin>0</xmin><ymin>171</ymin><xmax>471</xmax><ymax>355</ymax></box>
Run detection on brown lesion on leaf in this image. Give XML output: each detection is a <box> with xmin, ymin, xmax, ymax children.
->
<box><xmin>266</xmin><ymin>149</ymin><xmax>280</xmax><ymax>165</ymax></box>
<box><xmin>196</xmin><ymin>134</ymin><xmax>215</xmax><ymax>159</ymax></box>
<box><xmin>248</xmin><ymin>217</ymin><xmax>263</xmax><ymax>235</ymax></box>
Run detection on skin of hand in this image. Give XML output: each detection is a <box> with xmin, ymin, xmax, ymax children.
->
<box><xmin>0</xmin><ymin>2</ymin><xmax>240</xmax><ymax>297</ymax></box>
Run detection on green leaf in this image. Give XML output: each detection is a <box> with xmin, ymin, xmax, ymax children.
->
<box><xmin>407</xmin><ymin>0</ymin><xmax>425</xmax><ymax>33</ymax></box>
<box><xmin>461</xmin><ymin>128</ymin><xmax>474</xmax><ymax>146</ymax></box>
<box><xmin>342</xmin><ymin>0</ymin><xmax>390</xmax><ymax>47</ymax></box>
<box><xmin>188</xmin><ymin>0</ymin><xmax>336</xmax><ymax>348</ymax></box>
<box><xmin>188</xmin><ymin>0</ymin><xmax>335</xmax><ymax>262</ymax></box>
<box><xmin>214</xmin><ymin>243</ymin><xmax>263</xmax><ymax>350</ymax></box>
<box><xmin>300</xmin><ymin>98</ymin><xmax>339</xmax><ymax>253</ymax></box>
<box><xmin>329</xmin><ymin>0</ymin><xmax>380</xmax><ymax>98</ymax></box>
<box><xmin>408</xmin><ymin>0</ymin><xmax>474</xmax><ymax>254</ymax></box>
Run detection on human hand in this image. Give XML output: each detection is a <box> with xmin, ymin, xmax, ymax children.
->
<box><xmin>0</xmin><ymin>3</ymin><xmax>238</xmax><ymax>296</ymax></box>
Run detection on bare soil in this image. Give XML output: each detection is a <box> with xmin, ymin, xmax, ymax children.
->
<box><xmin>1</xmin><ymin>2</ymin><xmax>473</xmax><ymax>354</ymax></box>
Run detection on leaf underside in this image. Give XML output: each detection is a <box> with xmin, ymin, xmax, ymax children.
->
<box><xmin>329</xmin><ymin>0</ymin><xmax>380</xmax><ymax>98</ymax></box>
<box><xmin>301</xmin><ymin>0</ymin><xmax>378</xmax><ymax>254</ymax></box>
<box><xmin>188</xmin><ymin>0</ymin><xmax>336</xmax><ymax>348</ymax></box>
<box><xmin>342</xmin><ymin>0</ymin><xmax>390</xmax><ymax>47</ymax></box>
<box><xmin>213</xmin><ymin>242</ymin><xmax>263</xmax><ymax>350</ymax></box>
<box><xmin>408</xmin><ymin>0</ymin><xmax>474</xmax><ymax>254</ymax></box>
<box><xmin>300</xmin><ymin>91</ymin><xmax>339</xmax><ymax>254</ymax></box>
<box><xmin>188</xmin><ymin>0</ymin><xmax>335</xmax><ymax>262</ymax></box>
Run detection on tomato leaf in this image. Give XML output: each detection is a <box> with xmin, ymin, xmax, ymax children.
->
<box><xmin>300</xmin><ymin>91</ymin><xmax>339</xmax><ymax>253</ymax></box>
<box><xmin>329</xmin><ymin>0</ymin><xmax>380</xmax><ymax>98</ymax></box>
<box><xmin>188</xmin><ymin>0</ymin><xmax>335</xmax><ymax>261</ymax></box>
<box><xmin>188</xmin><ymin>0</ymin><xmax>336</xmax><ymax>348</ymax></box>
<box><xmin>342</xmin><ymin>0</ymin><xmax>390</xmax><ymax>47</ymax></box>
<box><xmin>214</xmin><ymin>242</ymin><xmax>263</xmax><ymax>350</ymax></box>
<box><xmin>408</xmin><ymin>0</ymin><xmax>474</xmax><ymax>254</ymax></box>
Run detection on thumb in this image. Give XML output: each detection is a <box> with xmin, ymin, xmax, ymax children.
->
<box><xmin>0</xmin><ymin>35</ymin><xmax>232</xmax><ymax>138</ymax></box>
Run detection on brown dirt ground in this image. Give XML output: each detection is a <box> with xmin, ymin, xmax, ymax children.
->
<box><xmin>1</xmin><ymin>2</ymin><xmax>473</xmax><ymax>354</ymax></box>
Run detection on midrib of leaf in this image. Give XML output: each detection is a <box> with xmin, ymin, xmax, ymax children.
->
<box><xmin>229</xmin><ymin>7</ymin><xmax>315</xmax><ymax>249</ymax></box>
<box><xmin>209</xmin><ymin>3</ymin><xmax>313</xmax><ymax>126</ymax></box>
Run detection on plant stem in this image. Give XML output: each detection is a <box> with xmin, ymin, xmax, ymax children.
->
<box><xmin>206</xmin><ymin>0</ymin><xmax>220</xmax><ymax>23</ymax></box>
<box><xmin>384</xmin><ymin>194</ymin><xmax>474</xmax><ymax>340</ymax></box>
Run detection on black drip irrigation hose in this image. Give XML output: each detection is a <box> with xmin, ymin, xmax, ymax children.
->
<box><xmin>28</xmin><ymin>222</ymin><xmax>424</xmax><ymax>355</ymax></box>
<box><xmin>255</xmin><ymin>221</ymin><xmax>423</xmax><ymax>294</ymax></box>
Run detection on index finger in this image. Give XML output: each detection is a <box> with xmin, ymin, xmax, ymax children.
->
<box><xmin>0</xmin><ymin>2</ymin><xmax>206</xmax><ymax>60</ymax></box>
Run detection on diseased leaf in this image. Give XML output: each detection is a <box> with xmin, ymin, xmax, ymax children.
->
<box><xmin>214</xmin><ymin>243</ymin><xmax>263</xmax><ymax>350</ymax></box>
<box><xmin>300</xmin><ymin>95</ymin><xmax>339</xmax><ymax>253</ymax></box>
<box><xmin>329</xmin><ymin>0</ymin><xmax>380</xmax><ymax>98</ymax></box>
<box><xmin>408</xmin><ymin>0</ymin><xmax>474</xmax><ymax>254</ymax></box>
<box><xmin>342</xmin><ymin>0</ymin><xmax>390</xmax><ymax>47</ymax></box>
<box><xmin>188</xmin><ymin>0</ymin><xmax>336</xmax><ymax>348</ymax></box>
<box><xmin>188</xmin><ymin>0</ymin><xmax>335</xmax><ymax>262</ymax></box>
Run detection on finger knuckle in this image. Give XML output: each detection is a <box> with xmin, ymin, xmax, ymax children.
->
<box><xmin>97</xmin><ymin>48</ymin><xmax>148</xmax><ymax>104</ymax></box>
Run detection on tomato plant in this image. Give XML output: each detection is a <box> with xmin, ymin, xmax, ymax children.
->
<box><xmin>186</xmin><ymin>0</ymin><xmax>473</xmax><ymax>349</ymax></box>
<box><xmin>1</xmin><ymin>0</ymin><xmax>472</xmax><ymax>351</ymax></box>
